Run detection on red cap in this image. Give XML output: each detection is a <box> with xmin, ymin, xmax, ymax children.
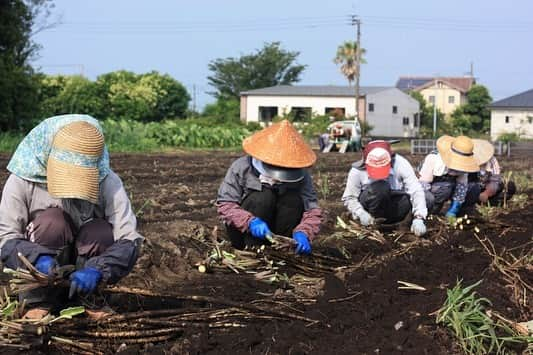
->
<box><xmin>365</xmin><ymin>145</ymin><xmax>392</xmax><ymax>180</ymax></box>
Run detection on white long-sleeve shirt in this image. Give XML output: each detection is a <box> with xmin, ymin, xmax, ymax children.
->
<box><xmin>342</xmin><ymin>154</ymin><xmax>428</xmax><ymax>219</ymax></box>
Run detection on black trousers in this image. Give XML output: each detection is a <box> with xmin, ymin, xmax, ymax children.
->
<box><xmin>20</xmin><ymin>207</ymin><xmax>114</xmax><ymax>308</ymax></box>
<box><xmin>359</xmin><ymin>180</ymin><xmax>412</xmax><ymax>224</ymax></box>
<box><xmin>465</xmin><ymin>181</ymin><xmax>516</xmax><ymax>206</ymax></box>
<box><xmin>227</xmin><ymin>188</ymin><xmax>304</xmax><ymax>249</ymax></box>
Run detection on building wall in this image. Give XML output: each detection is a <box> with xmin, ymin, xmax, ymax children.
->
<box><xmin>420</xmin><ymin>84</ymin><xmax>463</xmax><ymax>115</ymax></box>
<box><xmin>243</xmin><ymin>95</ymin><xmax>364</xmax><ymax>122</ymax></box>
<box><xmin>240</xmin><ymin>96</ymin><xmax>247</xmax><ymax>122</ymax></box>
<box><xmin>490</xmin><ymin>108</ymin><xmax>533</xmax><ymax>140</ymax></box>
<box><xmin>366</xmin><ymin>88</ymin><xmax>420</xmax><ymax>137</ymax></box>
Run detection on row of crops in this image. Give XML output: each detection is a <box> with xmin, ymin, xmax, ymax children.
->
<box><xmin>0</xmin><ymin>119</ymin><xmax>258</xmax><ymax>153</ymax></box>
<box><xmin>103</xmin><ymin>119</ymin><xmax>258</xmax><ymax>152</ymax></box>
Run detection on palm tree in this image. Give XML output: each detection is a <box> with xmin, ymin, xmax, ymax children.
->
<box><xmin>333</xmin><ymin>41</ymin><xmax>366</xmax><ymax>86</ymax></box>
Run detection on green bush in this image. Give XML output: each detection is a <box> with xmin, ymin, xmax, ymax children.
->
<box><xmin>0</xmin><ymin>132</ymin><xmax>24</xmax><ymax>153</ymax></box>
<box><xmin>497</xmin><ymin>132</ymin><xmax>520</xmax><ymax>143</ymax></box>
<box><xmin>102</xmin><ymin>119</ymin><xmax>161</xmax><ymax>152</ymax></box>
<box><xmin>301</xmin><ymin>115</ymin><xmax>331</xmax><ymax>138</ymax></box>
<box><xmin>38</xmin><ymin>71</ymin><xmax>190</xmax><ymax>123</ymax></box>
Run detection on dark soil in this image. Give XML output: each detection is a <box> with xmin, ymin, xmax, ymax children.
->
<box><xmin>0</xmin><ymin>150</ymin><xmax>531</xmax><ymax>354</ymax></box>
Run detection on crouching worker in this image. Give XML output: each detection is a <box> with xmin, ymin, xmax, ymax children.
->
<box><xmin>419</xmin><ymin>135</ymin><xmax>479</xmax><ymax>219</ymax></box>
<box><xmin>466</xmin><ymin>139</ymin><xmax>515</xmax><ymax>206</ymax></box>
<box><xmin>216</xmin><ymin>120</ymin><xmax>322</xmax><ymax>255</ymax></box>
<box><xmin>342</xmin><ymin>141</ymin><xmax>428</xmax><ymax>237</ymax></box>
<box><xmin>0</xmin><ymin>114</ymin><xmax>143</xmax><ymax>317</ymax></box>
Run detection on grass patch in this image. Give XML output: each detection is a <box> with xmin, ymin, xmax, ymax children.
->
<box><xmin>436</xmin><ymin>280</ymin><xmax>531</xmax><ymax>354</ymax></box>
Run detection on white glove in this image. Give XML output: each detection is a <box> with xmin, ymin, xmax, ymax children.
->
<box><xmin>356</xmin><ymin>209</ymin><xmax>374</xmax><ymax>226</ymax></box>
<box><xmin>411</xmin><ymin>218</ymin><xmax>427</xmax><ymax>237</ymax></box>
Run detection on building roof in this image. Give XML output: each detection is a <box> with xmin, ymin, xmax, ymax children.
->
<box><xmin>491</xmin><ymin>88</ymin><xmax>533</xmax><ymax>108</ymax></box>
<box><xmin>240</xmin><ymin>85</ymin><xmax>392</xmax><ymax>97</ymax></box>
<box><xmin>396</xmin><ymin>76</ymin><xmax>475</xmax><ymax>93</ymax></box>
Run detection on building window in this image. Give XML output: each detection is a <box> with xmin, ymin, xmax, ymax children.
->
<box><xmin>290</xmin><ymin>107</ymin><xmax>312</xmax><ymax>122</ymax></box>
<box><xmin>258</xmin><ymin>106</ymin><xmax>278</xmax><ymax>122</ymax></box>
<box><xmin>392</xmin><ymin>105</ymin><xmax>398</xmax><ymax>114</ymax></box>
<box><xmin>402</xmin><ymin>117</ymin><xmax>409</xmax><ymax>126</ymax></box>
<box><xmin>448</xmin><ymin>96</ymin><xmax>455</xmax><ymax>104</ymax></box>
<box><xmin>325</xmin><ymin>107</ymin><xmax>346</xmax><ymax>117</ymax></box>
<box><xmin>429</xmin><ymin>96</ymin><xmax>435</xmax><ymax>104</ymax></box>
<box><xmin>505</xmin><ymin>116</ymin><xmax>510</xmax><ymax>124</ymax></box>
<box><xmin>368</xmin><ymin>103</ymin><xmax>374</xmax><ymax>112</ymax></box>
<box><xmin>414</xmin><ymin>113</ymin><xmax>419</xmax><ymax>127</ymax></box>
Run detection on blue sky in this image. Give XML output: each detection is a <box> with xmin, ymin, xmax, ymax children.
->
<box><xmin>34</xmin><ymin>0</ymin><xmax>533</xmax><ymax>109</ymax></box>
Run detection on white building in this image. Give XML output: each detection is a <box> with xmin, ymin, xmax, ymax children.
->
<box><xmin>240</xmin><ymin>85</ymin><xmax>420</xmax><ymax>137</ymax></box>
<box><xmin>490</xmin><ymin>89</ymin><xmax>533</xmax><ymax>140</ymax></box>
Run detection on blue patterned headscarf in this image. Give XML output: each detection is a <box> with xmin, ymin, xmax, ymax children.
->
<box><xmin>7</xmin><ymin>114</ymin><xmax>111</xmax><ymax>184</ymax></box>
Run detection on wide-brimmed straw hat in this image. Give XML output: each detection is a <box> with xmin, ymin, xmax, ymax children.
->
<box><xmin>242</xmin><ymin>120</ymin><xmax>316</xmax><ymax>168</ymax></box>
<box><xmin>472</xmin><ymin>139</ymin><xmax>495</xmax><ymax>166</ymax></box>
<box><xmin>47</xmin><ymin>121</ymin><xmax>105</xmax><ymax>204</ymax></box>
<box><xmin>436</xmin><ymin>135</ymin><xmax>479</xmax><ymax>173</ymax></box>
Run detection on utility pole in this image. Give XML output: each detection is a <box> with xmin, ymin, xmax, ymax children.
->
<box><xmin>192</xmin><ymin>84</ymin><xmax>197</xmax><ymax>117</ymax></box>
<box><xmin>433</xmin><ymin>99</ymin><xmax>437</xmax><ymax>137</ymax></box>
<box><xmin>351</xmin><ymin>15</ymin><xmax>362</xmax><ymax>136</ymax></box>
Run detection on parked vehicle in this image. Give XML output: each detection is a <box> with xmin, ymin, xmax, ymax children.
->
<box><xmin>322</xmin><ymin>120</ymin><xmax>362</xmax><ymax>153</ymax></box>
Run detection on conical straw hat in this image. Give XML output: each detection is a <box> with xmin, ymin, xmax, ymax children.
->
<box><xmin>473</xmin><ymin>139</ymin><xmax>495</xmax><ymax>165</ymax></box>
<box><xmin>242</xmin><ymin>120</ymin><xmax>316</xmax><ymax>168</ymax></box>
<box><xmin>436</xmin><ymin>135</ymin><xmax>479</xmax><ymax>173</ymax></box>
<box><xmin>47</xmin><ymin>121</ymin><xmax>105</xmax><ymax>204</ymax></box>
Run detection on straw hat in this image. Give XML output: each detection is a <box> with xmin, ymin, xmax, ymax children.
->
<box><xmin>436</xmin><ymin>135</ymin><xmax>479</xmax><ymax>173</ymax></box>
<box><xmin>473</xmin><ymin>139</ymin><xmax>495</xmax><ymax>165</ymax></box>
<box><xmin>47</xmin><ymin>121</ymin><xmax>105</xmax><ymax>204</ymax></box>
<box><xmin>242</xmin><ymin>120</ymin><xmax>316</xmax><ymax>168</ymax></box>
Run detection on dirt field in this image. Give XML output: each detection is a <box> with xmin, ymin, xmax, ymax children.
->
<box><xmin>0</xmin><ymin>151</ymin><xmax>531</xmax><ymax>354</ymax></box>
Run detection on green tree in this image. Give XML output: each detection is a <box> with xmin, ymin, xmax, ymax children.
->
<box><xmin>333</xmin><ymin>41</ymin><xmax>366</xmax><ymax>85</ymax></box>
<box><xmin>39</xmin><ymin>75</ymin><xmax>105</xmax><ymax>118</ymax></box>
<box><xmin>0</xmin><ymin>0</ymin><xmax>52</xmax><ymax>131</ymax></box>
<box><xmin>207</xmin><ymin>42</ymin><xmax>306</xmax><ymax>100</ymax></box>
<box><xmin>96</xmin><ymin>70</ymin><xmax>190</xmax><ymax>122</ymax></box>
<box><xmin>202</xmin><ymin>98</ymin><xmax>240</xmax><ymax>123</ymax></box>
<box><xmin>143</xmin><ymin>71</ymin><xmax>190</xmax><ymax>121</ymax></box>
<box><xmin>450</xmin><ymin>85</ymin><xmax>492</xmax><ymax>135</ymax></box>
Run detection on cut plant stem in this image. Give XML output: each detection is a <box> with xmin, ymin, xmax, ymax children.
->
<box><xmin>397</xmin><ymin>281</ymin><xmax>427</xmax><ymax>291</ymax></box>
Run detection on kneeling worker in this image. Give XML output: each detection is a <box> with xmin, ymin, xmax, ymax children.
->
<box><xmin>0</xmin><ymin>114</ymin><xmax>143</xmax><ymax>318</ymax></box>
<box><xmin>342</xmin><ymin>140</ymin><xmax>428</xmax><ymax>237</ymax></box>
<box><xmin>216</xmin><ymin>120</ymin><xmax>322</xmax><ymax>255</ymax></box>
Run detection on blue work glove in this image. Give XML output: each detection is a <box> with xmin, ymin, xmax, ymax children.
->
<box><xmin>69</xmin><ymin>267</ymin><xmax>102</xmax><ymax>298</ymax></box>
<box><xmin>34</xmin><ymin>255</ymin><xmax>57</xmax><ymax>276</ymax></box>
<box><xmin>293</xmin><ymin>231</ymin><xmax>312</xmax><ymax>255</ymax></box>
<box><xmin>248</xmin><ymin>217</ymin><xmax>271</xmax><ymax>239</ymax></box>
<box><xmin>410</xmin><ymin>218</ymin><xmax>427</xmax><ymax>237</ymax></box>
<box><xmin>445</xmin><ymin>200</ymin><xmax>462</xmax><ymax>219</ymax></box>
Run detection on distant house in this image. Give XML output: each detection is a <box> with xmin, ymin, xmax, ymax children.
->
<box><xmin>396</xmin><ymin>76</ymin><xmax>475</xmax><ymax>116</ymax></box>
<box><xmin>490</xmin><ymin>88</ymin><xmax>533</xmax><ymax>140</ymax></box>
<box><xmin>240</xmin><ymin>85</ymin><xmax>420</xmax><ymax>137</ymax></box>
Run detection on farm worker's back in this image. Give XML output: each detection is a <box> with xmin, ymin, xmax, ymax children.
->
<box><xmin>0</xmin><ymin>114</ymin><xmax>143</xmax><ymax>318</ymax></box>
<box><xmin>467</xmin><ymin>138</ymin><xmax>515</xmax><ymax>207</ymax></box>
<box><xmin>216</xmin><ymin>120</ymin><xmax>322</xmax><ymax>255</ymax></box>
